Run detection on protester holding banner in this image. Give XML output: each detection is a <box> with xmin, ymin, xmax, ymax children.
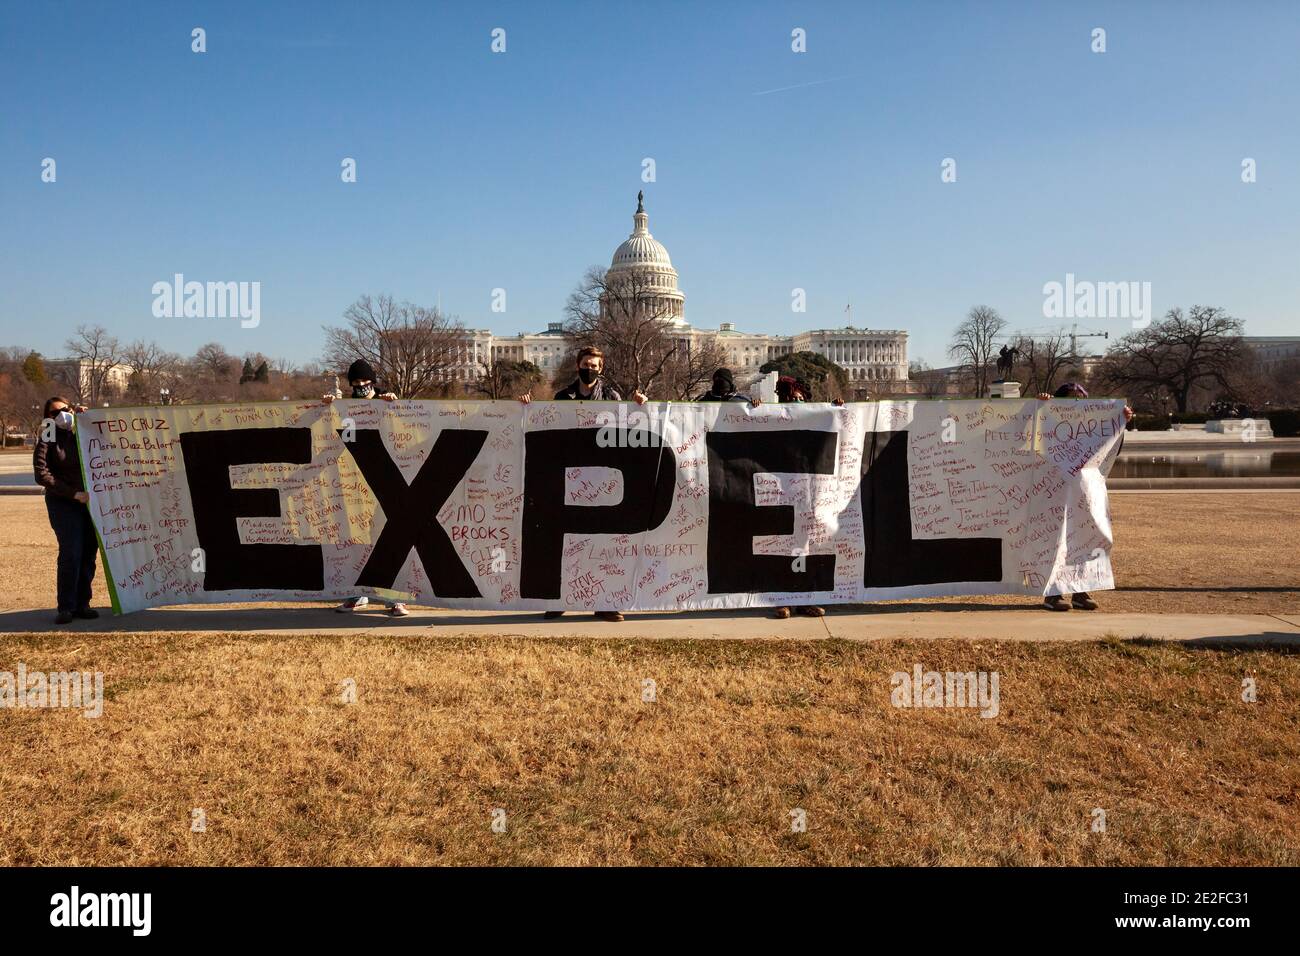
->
<box><xmin>519</xmin><ymin>346</ymin><xmax>648</xmax><ymax>406</ymax></box>
<box><xmin>770</xmin><ymin>377</ymin><xmax>827</xmax><ymax>620</ymax></box>
<box><xmin>1035</xmin><ymin>382</ymin><xmax>1134</xmax><ymax>612</ymax></box>
<box><xmin>32</xmin><ymin>396</ymin><xmax>98</xmax><ymax>624</ymax></box>
<box><xmin>323</xmin><ymin>359</ymin><xmax>397</xmax><ymax>403</ymax></box>
<box><xmin>522</xmin><ymin>345</ymin><xmax>645</xmax><ymax>622</ymax></box>
<box><xmin>76</xmin><ymin>394</ymin><xmax>1128</xmax><ymax>617</ymax></box>
<box><xmin>695</xmin><ymin>367</ymin><xmax>759</xmax><ymax>406</ymax></box>
<box><xmin>773</xmin><ymin>375</ymin><xmax>844</xmax><ymax>408</ymax></box>
<box><xmin>324</xmin><ymin>360</ymin><xmax>409</xmax><ymax>617</ymax></box>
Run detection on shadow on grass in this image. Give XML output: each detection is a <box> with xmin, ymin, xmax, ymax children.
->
<box><xmin>0</xmin><ymin>604</ymin><xmax>817</xmax><ymax>634</ymax></box>
<box><xmin>0</xmin><ymin>600</ymin><xmax>1055</xmax><ymax>634</ymax></box>
<box><xmin>1109</xmin><ymin>633</ymin><xmax>1300</xmax><ymax>652</ymax></box>
<box><xmin>1114</xmin><ymin>586</ymin><xmax>1300</xmax><ymax>594</ymax></box>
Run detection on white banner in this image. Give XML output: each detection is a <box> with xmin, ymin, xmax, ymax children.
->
<box><xmin>75</xmin><ymin>398</ymin><xmax>1127</xmax><ymax>614</ymax></box>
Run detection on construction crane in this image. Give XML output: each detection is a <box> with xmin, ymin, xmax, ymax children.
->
<box><xmin>1068</xmin><ymin>324</ymin><xmax>1108</xmax><ymax>357</ymax></box>
<box><xmin>996</xmin><ymin>325</ymin><xmax>1108</xmax><ymax>356</ymax></box>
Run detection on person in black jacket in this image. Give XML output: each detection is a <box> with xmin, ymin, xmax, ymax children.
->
<box><xmin>519</xmin><ymin>346</ymin><xmax>646</xmax><ymax>622</ymax></box>
<box><xmin>33</xmin><ymin>396</ymin><xmax>98</xmax><ymax>624</ymax></box>
<box><xmin>322</xmin><ymin>359</ymin><xmax>398</xmax><ymax>403</ymax></box>
<box><xmin>694</xmin><ymin>367</ymin><xmax>759</xmax><ymax>406</ymax></box>
<box><xmin>520</xmin><ymin>346</ymin><xmax>648</xmax><ymax>405</ymax></box>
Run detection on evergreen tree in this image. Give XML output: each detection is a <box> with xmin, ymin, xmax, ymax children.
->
<box><xmin>758</xmin><ymin>350</ymin><xmax>848</xmax><ymax>401</ymax></box>
<box><xmin>21</xmin><ymin>351</ymin><xmax>46</xmax><ymax>385</ymax></box>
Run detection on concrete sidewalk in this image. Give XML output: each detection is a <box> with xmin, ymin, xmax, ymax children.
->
<box><xmin>2</xmin><ymin>604</ymin><xmax>1297</xmax><ymax>645</ymax></box>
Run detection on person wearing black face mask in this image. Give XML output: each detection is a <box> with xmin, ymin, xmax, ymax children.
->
<box><xmin>323</xmin><ymin>360</ymin><xmax>407</xmax><ymax>616</ymax></box>
<box><xmin>518</xmin><ymin>346</ymin><xmax>648</xmax><ymax>405</ymax></box>
<box><xmin>695</xmin><ymin>367</ymin><xmax>760</xmax><ymax>407</ymax></box>
<box><xmin>519</xmin><ymin>346</ymin><xmax>646</xmax><ymax>622</ymax></box>
<box><xmin>322</xmin><ymin>359</ymin><xmax>398</xmax><ymax>404</ymax></box>
<box><xmin>33</xmin><ymin>396</ymin><xmax>98</xmax><ymax>624</ymax></box>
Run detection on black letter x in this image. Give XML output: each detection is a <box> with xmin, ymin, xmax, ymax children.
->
<box><xmin>338</xmin><ymin>428</ymin><xmax>487</xmax><ymax>597</ymax></box>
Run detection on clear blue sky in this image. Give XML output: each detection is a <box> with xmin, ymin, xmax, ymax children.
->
<box><xmin>1</xmin><ymin>0</ymin><xmax>1296</xmax><ymax>368</ymax></box>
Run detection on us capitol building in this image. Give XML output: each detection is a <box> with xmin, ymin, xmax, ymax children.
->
<box><xmin>450</xmin><ymin>193</ymin><xmax>909</xmax><ymax>388</ymax></box>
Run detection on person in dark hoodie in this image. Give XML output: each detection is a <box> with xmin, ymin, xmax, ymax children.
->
<box><xmin>695</xmin><ymin>367</ymin><xmax>760</xmax><ymax>406</ymax></box>
<box><xmin>323</xmin><ymin>359</ymin><xmax>397</xmax><ymax>403</ymax></box>
<box><xmin>1034</xmin><ymin>381</ymin><xmax>1134</xmax><ymax>612</ymax></box>
<box><xmin>33</xmin><ymin>396</ymin><xmax>98</xmax><ymax>624</ymax></box>
<box><xmin>323</xmin><ymin>359</ymin><xmax>407</xmax><ymax>616</ymax></box>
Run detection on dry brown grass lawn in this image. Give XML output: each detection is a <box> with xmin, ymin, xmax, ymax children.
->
<box><xmin>1</xmin><ymin>633</ymin><xmax>1297</xmax><ymax>866</ymax></box>
<box><xmin>1</xmin><ymin>493</ymin><xmax>1297</xmax><ymax>865</ymax></box>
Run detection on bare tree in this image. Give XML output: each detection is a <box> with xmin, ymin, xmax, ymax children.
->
<box><xmin>1011</xmin><ymin>331</ymin><xmax>1074</xmax><ymax>396</ymax></box>
<box><xmin>563</xmin><ymin>265</ymin><xmax>726</xmax><ymax>399</ymax></box>
<box><xmin>908</xmin><ymin>359</ymin><xmax>949</xmax><ymax>399</ymax></box>
<box><xmin>473</xmin><ymin>357</ymin><xmax>543</xmax><ymax>400</ymax></box>
<box><xmin>184</xmin><ymin>342</ymin><xmax>239</xmax><ymax>402</ymax></box>
<box><xmin>1096</xmin><ymin>306</ymin><xmax>1246</xmax><ymax>413</ymax></box>
<box><xmin>1264</xmin><ymin>357</ymin><xmax>1300</xmax><ymax>407</ymax></box>
<box><xmin>192</xmin><ymin>342</ymin><xmax>237</xmax><ymax>380</ymax></box>
<box><xmin>121</xmin><ymin>340</ymin><xmax>183</xmax><ymax>404</ymax></box>
<box><xmin>62</xmin><ymin>324</ymin><xmax>122</xmax><ymax>405</ymax></box>
<box><xmin>665</xmin><ymin>335</ymin><xmax>730</xmax><ymax>400</ymax></box>
<box><xmin>948</xmin><ymin>306</ymin><xmax>1005</xmax><ymax>399</ymax></box>
<box><xmin>322</xmin><ymin>294</ymin><xmax>465</xmax><ymax>398</ymax></box>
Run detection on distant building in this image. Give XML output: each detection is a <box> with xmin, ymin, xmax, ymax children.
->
<box><xmin>449</xmin><ymin>194</ymin><xmax>910</xmax><ymax>387</ymax></box>
<box><xmin>1244</xmin><ymin>336</ymin><xmax>1300</xmax><ymax>370</ymax></box>
<box><xmin>43</xmin><ymin>359</ymin><xmax>134</xmax><ymax>402</ymax></box>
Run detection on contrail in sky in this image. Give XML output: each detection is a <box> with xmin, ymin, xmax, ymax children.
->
<box><xmin>752</xmin><ymin>75</ymin><xmax>853</xmax><ymax>96</ymax></box>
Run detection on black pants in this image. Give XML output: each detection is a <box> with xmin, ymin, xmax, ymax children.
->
<box><xmin>45</xmin><ymin>494</ymin><xmax>98</xmax><ymax>613</ymax></box>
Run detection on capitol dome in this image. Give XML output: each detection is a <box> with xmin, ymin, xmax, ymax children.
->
<box><xmin>605</xmin><ymin>191</ymin><xmax>686</xmax><ymax>324</ymax></box>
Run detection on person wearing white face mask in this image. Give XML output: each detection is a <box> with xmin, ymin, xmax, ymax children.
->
<box><xmin>32</xmin><ymin>396</ymin><xmax>98</xmax><ymax>624</ymax></box>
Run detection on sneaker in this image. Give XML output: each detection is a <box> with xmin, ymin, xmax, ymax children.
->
<box><xmin>595</xmin><ymin>611</ymin><xmax>625</xmax><ymax>622</ymax></box>
<box><xmin>543</xmin><ymin>610</ymin><xmax>565</xmax><ymax>619</ymax></box>
<box><xmin>74</xmin><ymin>608</ymin><xmax>99</xmax><ymax>619</ymax></box>
<box><xmin>795</xmin><ymin>605</ymin><xmax>825</xmax><ymax>618</ymax></box>
<box><xmin>336</xmin><ymin>596</ymin><xmax>369</xmax><ymax>612</ymax></box>
<box><xmin>1043</xmin><ymin>595</ymin><xmax>1070</xmax><ymax>612</ymax></box>
<box><xmin>54</xmin><ymin>610</ymin><xmax>74</xmax><ymax>625</ymax></box>
<box><xmin>1071</xmin><ymin>592</ymin><xmax>1098</xmax><ymax>611</ymax></box>
<box><xmin>388</xmin><ymin>603</ymin><xmax>409</xmax><ymax>617</ymax></box>
<box><xmin>773</xmin><ymin>606</ymin><xmax>791</xmax><ymax>619</ymax></box>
